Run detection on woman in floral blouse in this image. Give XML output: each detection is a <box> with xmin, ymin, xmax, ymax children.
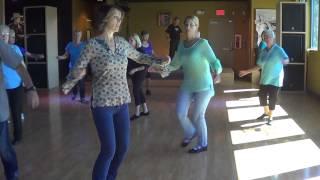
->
<box><xmin>62</xmin><ymin>5</ymin><xmax>169</xmax><ymax>180</ymax></box>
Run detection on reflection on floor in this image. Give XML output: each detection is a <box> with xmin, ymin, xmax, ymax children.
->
<box><xmin>1</xmin><ymin>80</ymin><xmax>320</xmax><ymax>180</ymax></box>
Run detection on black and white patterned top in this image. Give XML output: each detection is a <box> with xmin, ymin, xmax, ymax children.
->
<box><xmin>62</xmin><ymin>36</ymin><xmax>162</xmax><ymax>107</ymax></box>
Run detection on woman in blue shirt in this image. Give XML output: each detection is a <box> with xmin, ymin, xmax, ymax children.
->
<box><xmin>1</xmin><ymin>29</ymin><xmax>26</xmax><ymax>145</ymax></box>
<box><xmin>57</xmin><ymin>30</ymin><xmax>87</xmax><ymax>103</ymax></box>
<box><xmin>239</xmin><ymin>29</ymin><xmax>289</xmax><ymax>125</ymax></box>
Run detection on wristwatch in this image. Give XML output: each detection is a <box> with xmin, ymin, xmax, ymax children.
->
<box><xmin>25</xmin><ymin>85</ymin><xmax>36</xmax><ymax>92</ymax></box>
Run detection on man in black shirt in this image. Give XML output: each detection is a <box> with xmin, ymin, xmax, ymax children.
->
<box><xmin>166</xmin><ymin>17</ymin><xmax>182</xmax><ymax>58</ymax></box>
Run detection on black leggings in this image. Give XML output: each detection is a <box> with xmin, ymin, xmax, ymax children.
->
<box><xmin>6</xmin><ymin>85</ymin><xmax>24</xmax><ymax>141</ymax></box>
<box><xmin>169</xmin><ymin>40</ymin><xmax>179</xmax><ymax>59</ymax></box>
<box><xmin>258</xmin><ymin>85</ymin><xmax>280</xmax><ymax>110</ymax></box>
<box><xmin>72</xmin><ymin>78</ymin><xmax>85</xmax><ymax>99</ymax></box>
<box><xmin>131</xmin><ymin>70</ymin><xmax>147</xmax><ymax>106</ymax></box>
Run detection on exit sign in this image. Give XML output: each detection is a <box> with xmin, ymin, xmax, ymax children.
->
<box><xmin>216</xmin><ymin>9</ymin><xmax>225</xmax><ymax>16</ymax></box>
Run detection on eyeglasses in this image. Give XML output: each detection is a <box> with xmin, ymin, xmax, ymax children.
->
<box><xmin>0</xmin><ymin>33</ymin><xmax>9</xmax><ymax>36</ymax></box>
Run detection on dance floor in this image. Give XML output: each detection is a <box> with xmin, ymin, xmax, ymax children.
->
<box><xmin>1</xmin><ymin>80</ymin><xmax>320</xmax><ymax>180</ymax></box>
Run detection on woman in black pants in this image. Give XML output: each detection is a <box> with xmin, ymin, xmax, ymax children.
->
<box><xmin>239</xmin><ymin>29</ymin><xmax>289</xmax><ymax>125</ymax></box>
<box><xmin>127</xmin><ymin>34</ymin><xmax>150</xmax><ymax>120</ymax></box>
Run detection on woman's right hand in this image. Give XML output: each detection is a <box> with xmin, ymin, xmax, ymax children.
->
<box><xmin>62</xmin><ymin>83</ymin><xmax>71</xmax><ymax>95</ymax></box>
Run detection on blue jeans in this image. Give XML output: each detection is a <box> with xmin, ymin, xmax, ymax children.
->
<box><xmin>0</xmin><ymin>121</ymin><xmax>19</xmax><ymax>180</ymax></box>
<box><xmin>176</xmin><ymin>89</ymin><xmax>213</xmax><ymax>147</ymax></box>
<box><xmin>91</xmin><ymin>104</ymin><xmax>130</xmax><ymax>180</ymax></box>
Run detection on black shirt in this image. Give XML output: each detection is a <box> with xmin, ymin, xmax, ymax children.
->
<box><xmin>166</xmin><ymin>24</ymin><xmax>182</xmax><ymax>41</ymax></box>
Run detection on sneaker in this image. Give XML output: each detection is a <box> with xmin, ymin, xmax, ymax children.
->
<box><xmin>188</xmin><ymin>145</ymin><xmax>208</xmax><ymax>153</ymax></box>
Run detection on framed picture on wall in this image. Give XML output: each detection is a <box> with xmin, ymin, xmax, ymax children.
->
<box><xmin>255</xmin><ymin>9</ymin><xmax>276</xmax><ymax>46</ymax></box>
<box><xmin>158</xmin><ymin>12</ymin><xmax>171</xmax><ymax>27</ymax></box>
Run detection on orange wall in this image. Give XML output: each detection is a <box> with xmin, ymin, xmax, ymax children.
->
<box><xmin>127</xmin><ymin>1</ymin><xmax>250</xmax><ymax>71</ymax></box>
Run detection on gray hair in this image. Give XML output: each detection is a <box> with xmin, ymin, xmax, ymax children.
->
<box><xmin>9</xmin><ymin>29</ymin><xmax>15</xmax><ymax>37</ymax></box>
<box><xmin>263</xmin><ymin>29</ymin><xmax>275</xmax><ymax>39</ymax></box>
<box><xmin>0</xmin><ymin>25</ymin><xmax>10</xmax><ymax>35</ymax></box>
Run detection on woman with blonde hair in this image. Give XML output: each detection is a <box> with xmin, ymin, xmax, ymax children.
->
<box><xmin>160</xmin><ymin>16</ymin><xmax>222</xmax><ymax>153</ymax></box>
<box><xmin>62</xmin><ymin>5</ymin><xmax>170</xmax><ymax>180</ymax></box>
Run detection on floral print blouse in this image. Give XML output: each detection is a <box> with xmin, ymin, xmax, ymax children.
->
<box><xmin>62</xmin><ymin>36</ymin><xmax>162</xmax><ymax>107</ymax></box>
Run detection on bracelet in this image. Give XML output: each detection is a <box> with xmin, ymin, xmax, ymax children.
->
<box><xmin>25</xmin><ymin>86</ymin><xmax>36</xmax><ymax>92</ymax></box>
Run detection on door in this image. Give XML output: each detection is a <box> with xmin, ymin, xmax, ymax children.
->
<box><xmin>208</xmin><ymin>18</ymin><xmax>234</xmax><ymax>68</ymax></box>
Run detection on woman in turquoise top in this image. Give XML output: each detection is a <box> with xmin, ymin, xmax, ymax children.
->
<box><xmin>239</xmin><ymin>29</ymin><xmax>289</xmax><ymax>125</ymax></box>
<box><xmin>161</xmin><ymin>16</ymin><xmax>222</xmax><ymax>153</ymax></box>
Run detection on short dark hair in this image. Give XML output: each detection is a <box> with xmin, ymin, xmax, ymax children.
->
<box><xmin>174</xmin><ymin>17</ymin><xmax>179</xmax><ymax>21</ymax></box>
<box><xmin>140</xmin><ymin>30</ymin><xmax>149</xmax><ymax>36</ymax></box>
<box><xmin>92</xmin><ymin>5</ymin><xmax>125</xmax><ymax>33</ymax></box>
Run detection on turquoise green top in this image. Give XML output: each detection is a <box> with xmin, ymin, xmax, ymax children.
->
<box><xmin>167</xmin><ymin>38</ymin><xmax>222</xmax><ymax>94</ymax></box>
<box><xmin>257</xmin><ymin>44</ymin><xmax>288</xmax><ymax>87</ymax></box>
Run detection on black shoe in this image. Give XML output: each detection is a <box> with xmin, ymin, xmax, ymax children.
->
<box><xmin>146</xmin><ymin>90</ymin><xmax>151</xmax><ymax>96</ymax></box>
<box><xmin>71</xmin><ymin>95</ymin><xmax>76</xmax><ymax>101</ymax></box>
<box><xmin>188</xmin><ymin>145</ymin><xmax>208</xmax><ymax>153</ymax></box>
<box><xmin>266</xmin><ymin>117</ymin><xmax>273</xmax><ymax>125</ymax></box>
<box><xmin>140</xmin><ymin>111</ymin><xmax>150</xmax><ymax>116</ymax></box>
<box><xmin>181</xmin><ymin>134</ymin><xmax>196</xmax><ymax>147</ymax></box>
<box><xmin>12</xmin><ymin>139</ymin><xmax>21</xmax><ymax>146</ymax></box>
<box><xmin>130</xmin><ymin>114</ymin><xmax>140</xmax><ymax>121</ymax></box>
<box><xmin>257</xmin><ymin>113</ymin><xmax>268</xmax><ymax>120</ymax></box>
<box><xmin>80</xmin><ymin>98</ymin><xmax>89</xmax><ymax>104</ymax></box>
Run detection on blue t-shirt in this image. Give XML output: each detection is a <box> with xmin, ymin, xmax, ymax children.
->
<box><xmin>2</xmin><ymin>45</ymin><xmax>23</xmax><ymax>89</ymax></box>
<box><xmin>140</xmin><ymin>41</ymin><xmax>153</xmax><ymax>55</ymax></box>
<box><xmin>18</xmin><ymin>46</ymin><xmax>26</xmax><ymax>56</ymax></box>
<box><xmin>65</xmin><ymin>42</ymin><xmax>86</xmax><ymax>69</ymax></box>
<box><xmin>257</xmin><ymin>44</ymin><xmax>288</xmax><ymax>87</ymax></box>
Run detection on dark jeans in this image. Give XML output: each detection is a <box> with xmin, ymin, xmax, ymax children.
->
<box><xmin>131</xmin><ymin>70</ymin><xmax>147</xmax><ymax>106</ymax></box>
<box><xmin>72</xmin><ymin>78</ymin><xmax>85</xmax><ymax>99</ymax></box>
<box><xmin>258</xmin><ymin>85</ymin><xmax>280</xmax><ymax>110</ymax></box>
<box><xmin>7</xmin><ymin>85</ymin><xmax>24</xmax><ymax>141</ymax></box>
<box><xmin>169</xmin><ymin>40</ymin><xmax>179</xmax><ymax>59</ymax></box>
<box><xmin>0</xmin><ymin>121</ymin><xmax>19</xmax><ymax>180</ymax></box>
<box><xmin>91</xmin><ymin>104</ymin><xmax>130</xmax><ymax>180</ymax></box>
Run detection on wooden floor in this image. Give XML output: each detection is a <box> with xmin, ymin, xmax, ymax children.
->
<box><xmin>1</xmin><ymin>80</ymin><xmax>320</xmax><ymax>180</ymax></box>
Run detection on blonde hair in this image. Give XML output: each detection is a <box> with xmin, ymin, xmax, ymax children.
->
<box><xmin>130</xmin><ymin>33</ymin><xmax>141</xmax><ymax>48</ymax></box>
<box><xmin>184</xmin><ymin>16</ymin><xmax>200</xmax><ymax>28</ymax></box>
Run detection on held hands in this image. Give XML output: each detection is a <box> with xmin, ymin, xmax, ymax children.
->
<box><xmin>158</xmin><ymin>55</ymin><xmax>171</xmax><ymax>67</ymax></box>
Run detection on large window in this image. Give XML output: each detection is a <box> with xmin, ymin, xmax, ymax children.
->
<box><xmin>311</xmin><ymin>0</ymin><xmax>319</xmax><ymax>50</ymax></box>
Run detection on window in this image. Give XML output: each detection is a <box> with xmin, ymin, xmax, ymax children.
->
<box><xmin>311</xmin><ymin>0</ymin><xmax>319</xmax><ymax>50</ymax></box>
